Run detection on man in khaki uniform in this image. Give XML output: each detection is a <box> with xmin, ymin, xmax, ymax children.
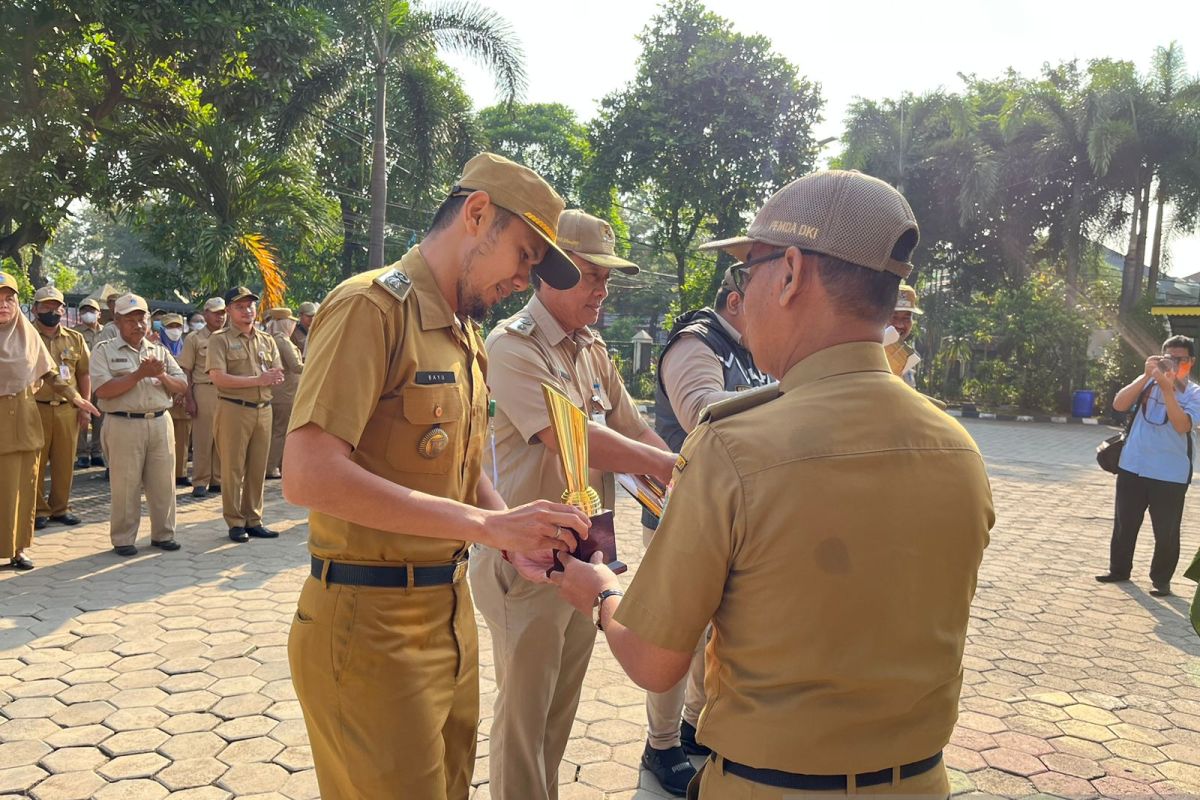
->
<box><xmin>31</xmin><ymin>285</ymin><xmax>91</xmax><ymax>528</ymax></box>
<box><xmin>885</xmin><ymin>283</ymin><xmax>922</xmax><ymax>386</ymax></box>
<box><xmin>90</xmin><ymin>293</ymin><xmax>187</xmax><ymax>555</ymax></box>
<box><xmin>97</xmin><ymin>289</ymin><xmax>123</xmax><ymax>344</ymax></box>
<box><xmin>74</xmin><ymin>297</ymin><xmax>105</xmax><ymax>468</ymax></box>
<box><xmin>179</xmin><ymin>296</ymin><xmax>225</xmax><ymax>498</ymax></box>
<box><xmin>160</xmin><ymin>314</ymin><xmax>193</xmax><ymax>486</ymax></box>
<box><xmin>293</xmin><ymin>301</ymin><xmax>318</xmax><ymax>355</ymax></box>
<box><xmin>283</xmin><ymin>152</ymin><xmax>594</xmax><ymax>800</ymax></box>
<box><xmin>264</xmin><ymin>308</ymin><xmax>303</xmax><ymax>479</ymax></box>
<box><xmin>554</xmin><ymin>171</ymin><xmax>995</xmax><ymax>798</ymax></box>
<box><xmin>471</xmin><ymin>209</ymin><xmax>676</xmax><ymax>800</ymax></box>
<box><xmin>207</xmin><ymin>286</ymin><xmax>283</xmax><ymax>542</ymax></box>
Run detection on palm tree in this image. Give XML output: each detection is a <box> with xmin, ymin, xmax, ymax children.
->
<box><xmin>276</xmin><ymin>1</ymin><xmax>526</xmax><ymax>270</ymax></box>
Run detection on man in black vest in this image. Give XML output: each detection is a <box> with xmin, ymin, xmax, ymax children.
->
<box><xmin>639</xmin><ymin>270</ymin><xmax>773</xmax><ymax>795</ymax></box>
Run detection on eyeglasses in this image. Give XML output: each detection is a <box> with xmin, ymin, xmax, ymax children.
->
<box><xmin>730</xmin><ymin>250</ymin><xmax>788</xmax><ymax>293</ymax></box>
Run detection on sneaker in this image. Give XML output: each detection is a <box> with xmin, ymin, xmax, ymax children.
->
<box><xmin>1094</xmin><ymin>573</ymin><xmax>1130</xmax><ymax>583</ymax></box>
<box><xmin>641</xmin><ymin>742</ymin><xmax>696</xmax><ymax>797</ymax></box>
<box><xmin>680</xmin><ymin>719</ymin><xmax>710</xmax><ymax>757</ymax></box>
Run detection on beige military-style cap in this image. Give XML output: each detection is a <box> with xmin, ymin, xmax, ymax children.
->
<box><xmin>298</xmin><ymin>301</ymin><xmax>319</xmax><ymax>316</ymax></box>
<box><xmin>203</xmin><ymin>297</ymin><xmax>226</xmax><ymax>312</ymax></box>
<box><xmin>895</xmin><ymin>283</ymin><xmax>924</xmax><ymax>314</ymax></box>
<box><xmin>0</xmin><ymin>271</ymin><xmax>18</xmax><ymax>293</ymax></box>
<box><xmin>79</xmin><ymin>297</ymin><xmax>101</xmax><ymax>311</ymax></box>
<box><xmin>451</xmin><ymin>152</ymin><xmax>580</xmax><ymax>290</ymax></box>
<box><xmin>114</xmin><ymin>293</ymin><xmax>150</xmax><ymax>315</ymax></box>
<box><xmin>701</xmin><ymin>170</ymin><xmax>919</xmax><ymax>278</ymax></box>
<box><xmin>162</xmin><ymin>313</ymin><xmax>185</xmax><ymax>326</ymax></box>
<box><xmin>33</xmin><ymin>285</ymin><xmax>65</xmax><ymax>304</ymax></box>
<box><xmin>555</xmin><ymin>210</ymin><xmax>639</xmax><ymax>274</ymax></box>
<box><xmin>268</xmin><ymin>307</ymin><xmax>296</xmax><ymax>321</ymax></box>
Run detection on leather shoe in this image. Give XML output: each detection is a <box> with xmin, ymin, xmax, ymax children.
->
<box><xmin>641</xmin><ymin>743</ymin><xmax>696</xmax><ymax>797</ymax></box>
<box><xmin>229</xmin><ymin>527</ymin><xmax>249</xmax><ymax>543</ymax></box>
<box><xmin>152</xmin><ymin>539</ymin><xmax>181</xmax><ymax>551</ymax></box>
<box><xmin>246</xmin><ymin>525</ymin><xmax>278</xmax><ymax>539</ymax></box>
<box><xmin>207</xmin><ymin>484</ymin><xmax>221</xmax><ymax>494</ymax></box>
<box><xmin>1095</xmin><ymin>573</ymin><xmax>1130</xmax><ymax>583</ymax></box>
<box><xmin>1150</xmin><ymin>583</ymin><xmax>1172</xmax><ymax>597</ymax></box>
<box><xmin>34</xmin><ymin>517</ymin><xmax>48</xmax><ymax>530</ymax></box>
<box><xmin>50</xmin><ymin>514</ymin><xmax>81</xmax><ymax>526</ymax></box>
<box><xmin>75</xmin><ymin>456</ymin><xmax>90</xmax><ymax>470</ymax></box>
<box><xmin>9</xmin><ymin>553</ymin><xmax>34</xmax><ymax>570</ymax></box>
<box><xmin>175</xmin><ymin>477</ymin><xmax>192</xmax><ymax>488</ymax></box>
<box><xmin>90</xmin><ymin>456</ymin><xmax>105</xmax><ymax>467</ymax></box>
<box><xmin>113</xmin><ymin>545</ymin><xmax>138</xmax><ymax>557</ymax></box>
<box><xmin>680</xmin><ymin>719</ymin><xmax>710</xmax><ymax>757</ymax></box>
<box><xmin>191</xmin><ymin>486</ymin><xmax>207</xmax><ymax>499</ymax></box>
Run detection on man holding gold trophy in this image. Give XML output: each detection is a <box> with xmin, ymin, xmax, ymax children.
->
<box><xmin>471</xmin><ymin>209</ymin><xmax>676</xmax><ymax>800</ymax></box>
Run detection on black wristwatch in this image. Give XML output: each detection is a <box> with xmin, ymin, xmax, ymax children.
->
<box><xmin>595</xmin><ymin>589</ymin><xmax>624</xmax><ymax>630</ymax></box>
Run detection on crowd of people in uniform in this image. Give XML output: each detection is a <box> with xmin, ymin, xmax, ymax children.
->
<box><xmin>0</xmin><ymin>279</ymin><xmax>319</xmax><ymax>565</ymax></box>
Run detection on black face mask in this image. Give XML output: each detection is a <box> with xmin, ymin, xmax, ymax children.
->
<box><xmin>36</xmin><ymin>311</ymin><xmax>61</xmax><ymax>327</ymax></box>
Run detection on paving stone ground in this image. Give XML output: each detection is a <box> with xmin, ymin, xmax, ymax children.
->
<box><xmin>1</xmin><ymin>419</ymin><xmax>1199</xmax><ymax>799</ymax></box>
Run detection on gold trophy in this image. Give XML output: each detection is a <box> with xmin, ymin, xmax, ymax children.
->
<box><xmin>542</xmin><ymin>384</ymin><xmax>624</xmax><ymax>574</ymax></box>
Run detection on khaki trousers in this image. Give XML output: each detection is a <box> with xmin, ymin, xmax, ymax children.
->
<box><xmin>289</xmin><ymin>574</ymin><xmax>478</xmax><ymax>800</ymax></box>
<box><xmin>267</xmin><ymin>399</ymin><xmax>292</xmax><ymax>474</ymax></box>
<box><xmin>1</xmin><ymin>449</ymin><xmax>38</xmax><ymax>559</ymax></box>
<box><xmin>191</xmin><ymin>383</ymin><xmax>221</xmax><ymax>486</ymax></box>
<box><xmin>642</xmin><ymin>526</ymin><xmax>707</xmax><ymax>749</ymax></box>
<box><xmin>172</xmin><ymin>415</ymin><xmax>192</xmax><ymax>478</ymax></box>
<box><xmin>102</xmin><ymin>414</ymin><xmax>176</xmax><ymax>547</ymax></box>
<box><xmin>76</xmin><ymin>410</ymin><xmax>104</xmax><ymax>459</ymax></box>
<box><xmin>470</xmin><ymin>544</ymin><xmax>596</xmax><ymax>800</ymax></box>
<box><xmin>214</xmin><ymin>400</ymin><xmax>270</xmax><ymax>528</ymax></box>
<box><xmin>690</xmin><ymin>756</ymin><xmax>950</xmax><ymax>799</ymax></box>
<box><xmin>36</xmin><ymin>402</ymin><xmax>79</xmax><ymax>517</ymax></box>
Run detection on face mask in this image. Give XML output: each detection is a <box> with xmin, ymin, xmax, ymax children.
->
<box><xmin>37</xmin><ymin>311</ymin><xmax>61</xmax><ymax>327</ymax></box>
<box><xmin>81</xmin><ymin>311</ymin><xmax>98</xmax><ymax>325</ymax></box>
<box><xmin>164</xmin><ymin>328</ymin><xmax>183</xmax><ymax>342</ymax></box>
<box><xmin>190</xmin><ymin>321</ymin><xmax>205</xmax><ymax>332</ymax></box>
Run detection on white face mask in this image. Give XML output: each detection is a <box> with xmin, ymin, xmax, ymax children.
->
<box><xmin>164</xmin><ymin>328</ymin><xmax>183</xmax><ymax>342</ymax></box>
<box><xmin>80</xmin><ymin>311</ymin><xmax>98</xmax><ymax>325</ymax></box>
<box><xmin>190</xmin><ymin>320</ymin><xmax>205</xmax><ymax>332</ymax></box>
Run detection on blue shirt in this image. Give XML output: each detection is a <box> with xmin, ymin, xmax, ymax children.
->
<box><xmin>1119</xmin><ymin>380</ymin><xmax>1200</xmax><ymax>483</ymax></box>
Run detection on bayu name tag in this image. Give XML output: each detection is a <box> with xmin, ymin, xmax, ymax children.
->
<box><xmin>415</xmin><ymin>371</ymin><xmax>456</xmax><ymax>385</ymax></box>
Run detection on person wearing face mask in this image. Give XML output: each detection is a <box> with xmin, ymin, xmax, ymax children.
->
<box><xmin>74</xmin><ymin>298</ymin><xmax>106</xmax><ymax>469</ymax></box>
<box><xmin>160</xmin><ymin>314</ymin><xmax>193</xmax><ymax>488</ymax></box>
<box><xmin>31</xmin><ymin>285</ymin><xmax>99</xmax><ymax>530</ymax></box>
<box><xmin>178</xmin><ymin>298</ymin><xmax>226</xmax><ymax>498</ymax></box>
<box><xmin>187</xmin><ymin>313</ymin><xmax>206</xmax><ymax>336</ymax></box>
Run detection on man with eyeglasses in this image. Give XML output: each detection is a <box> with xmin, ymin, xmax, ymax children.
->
<box><xmin>1097</xmin><ymin>335</ymin><xmax>1200</xmax><ymax>597</ymax></box>
<box><xmin>551</xmin><ymin>170</ymin><xmax>995</xmax><ymax>798</ymax></box>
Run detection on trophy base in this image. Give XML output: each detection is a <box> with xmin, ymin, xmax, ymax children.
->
<box><xmin>548</xmin><ymin>510</ymin><xmax>626</xmax><ymax>576</ymax></box>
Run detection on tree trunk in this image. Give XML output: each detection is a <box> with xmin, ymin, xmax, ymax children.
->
<box><xmin>1148</xmin><ymin>176</ymin><xmax>1167</xmax><ymax>298</ymax></box>
<box><xmin>1120</xmin><ymin>186</ymin><xmax>1141</xmax><ymax>313</ymax></box>
<box><xmin>1064</xmin><ymin>186</ymin><xmax>1081</xmax><ymax>307</ymax></box>
<box><xmin>340</xmin><ymin>196</ymin><xmax>357</xmax><ymax>280</ymax></box>
<box><xmin>28</xmin><ymin>249</ymin><xmax>46</xmax><ymax>288</ymax></box>
<box><xmin>1134</xmin><ymin>178</ymin><xmax>1151</xmax><ymax>295</ymax></box>
<box><xmin>367</xmin><ymin>62</ymin><xmax>388</xmax><ymax>270</ymax></box>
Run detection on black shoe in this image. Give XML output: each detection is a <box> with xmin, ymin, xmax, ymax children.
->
<box><xmin>191</xmin><ymin>486</ymin><xmax>207</xmax><ymax>499</ymax></box>
<box><xmin>228</xmin><ymin>527</ymin><xmax>249</xmax><ymax>543</ymax></box>
<box><xmin>103</xmin><ymin>469</ymin><xmax>109</xmax><ymax>482</ymax></box>
<box><xmin>680</xmin><ymin>719</ymin><xmax>710</xmax><ymax>757</ymax></box>
<box><xmin>91</xmin><ymin>456</ymin><xmax>105</xmax><ymax>467</ymax></box>
<box><xmin>207</xmin><ymin>484</ymin><xmax>221</xmax><ymax>494</ymax></box>
<box><xmin>10</xmin><ymin>554</ymin><xmax>34</xmax><ymax>570</ymax></box>
<box><xmin>75</xmin><ymin>457</ymin><xmax>90</xmax><ymax>470</ymax></box>
<box><xmin>175</xmin><ymin>477</ymin><xmax>192</xmax><ymax>488</ymax></box>
<box><xmin>151</xmin><ymin>539</ymin><xmax>181</xmax><ymax>551</ymax></box>
<box><xmin>1150</xmin><ymin>583</ymin><xmax>1172</xmax><ymax>597</ymax></box>
<box><xmin>246</xmin><ymin>525</ymin><xmax>278</xmax><ymax>539</ymax></box>
<box><xmin>49</xmin><ymin>514</ymin><xmax>81</xmax><ymax>526</ymax></box>
<box><xmin>1095</xmin><ymin>573</ymin><xmax>1130</xmax><ymax>583</ymax></box>
<box><xmin>113</xmin><ymin>545</ymin><xmax>138</xmax><ymax>557</ymax></box>
<box><xmin>641</xmin><ymin>743</ymin><xmax>696</xmax><ymax>797</ymax></box>
<box><xmin>34</xmin><ymin>517</ymin><xmax>48</xmax><ymax>530</ymax></box>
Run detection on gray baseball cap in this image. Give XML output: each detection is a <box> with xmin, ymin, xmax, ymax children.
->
<box><xmin>701</xmin><ymin>170</ymin><xmax>919</xmax><ymax>278</ymax></box>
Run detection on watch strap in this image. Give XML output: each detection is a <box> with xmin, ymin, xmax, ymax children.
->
<box><xmin>595</xmin><ymin>588</ymin><xmax>624</xmax><ymax>630</ymax></box>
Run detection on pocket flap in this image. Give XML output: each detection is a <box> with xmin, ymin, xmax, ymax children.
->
<box><xmin>402</xmin><ymin>385</ymin><xmax>462</xmax><ymax>425</ymax></box>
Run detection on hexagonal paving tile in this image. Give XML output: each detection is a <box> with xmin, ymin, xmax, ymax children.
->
<box><xmin>217</xmin><ymin>762</ymin><xmax>289</xmax><ymax>795</ymax></box>
<box><xmin>0</xmin><ymin>740</ymin><xmax>50</xmax><ymax>770</ymax></box>
<box><xmin>161</xmin><ymin>713</ymin><xmax>222</xmax><ymax>736</ymax></box>
<box><xmin>215</xmin><ymin>715</ymin><xmax>277</xmax><ymax>742</ymax></box>
<box><xmin>93</xmin><ymin>779</ymin><xmax>169</xmax><ymax>800</ymax></box>
<box><xmin>27</xmin><ymin>770</ymin><xmax>106</xmax><ymax>800</ymax></box>
<box><xmin>211</xmin><ymin>693</ymin><xmax>272</xmax><ymax>720</ymax></box>
<box><xmin>157</xmin><ymin>757</ymin><xmax>230</xmax><ymax>791</ymax></box>
<box><xmin>98</xmin><ymin>752</ymin><xmax>169</xmax><ymax>780</ymax></box>
<box><xmin>39</xmin><ymin>746</ymin><xmax>108</xmax><ymax>774</ymax></box>
<box><xmin>274</xmin><ymin>745</ymin><xmax>313</xmax><ymax>772</ymax></box>
<box><xmin>103</xmin><ymin>707</ymin><xmax>169</xmax><ymax>732</ymax></box>
<box><xmin>100</xmin><ymin>728</ymin><xmax>169</xmax><ymax>757</ymax></box>
<box><xmin>218</xmin><ymin>737</ymin><xmax>284</xmax><ymax>765</ymax></box>
<box><xmin>44</xmin><ymin>724</ymin><xmax>112</xmax><ymax>748</ymax></box>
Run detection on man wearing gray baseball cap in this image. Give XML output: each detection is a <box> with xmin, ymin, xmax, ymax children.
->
<box><xmin>552</xmin><ymin>170</ymin><xmax>995</xmax><ymax>798</ymax></box>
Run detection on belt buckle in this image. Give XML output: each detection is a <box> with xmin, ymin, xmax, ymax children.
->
<box><xmin>453</xmin><ymin>561</ymin><xmax>468</xmax><ymax>583</ymax></box>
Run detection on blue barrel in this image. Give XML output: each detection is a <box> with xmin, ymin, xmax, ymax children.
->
<box><xmin>1072</xmin><ymin>389</ymin><xmax>1096</xmax><ymax>418</ymax></box>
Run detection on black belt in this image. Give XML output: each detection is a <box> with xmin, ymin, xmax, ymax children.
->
<box><xmin>36</xmin><ymin>399</ymin><xmax>67</xmax><ymax>407</ymax></box>
<box><xmin>721</xmin><ymin>751</ymin><xmax>942</xmax><ymax>792</ymax></box>
<box><xmin>311</xmin><ymin>555</ymin><xmax>468</xmax><ymax>588</ymax></box>
<box><xmin>109</xmin><ymin>410</ymin><xmax>167</xmax><ymax>419</ymax></box>
<box><xmin>220</xmin><ymin>396</ymin><xmax>270</xmax><ymax>409</ymax></box>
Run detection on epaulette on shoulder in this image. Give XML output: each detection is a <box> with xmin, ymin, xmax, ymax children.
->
<box><xmin>506</xmin><ymin>316</ymin><xmax>536</xmax><ymax>337</ymax></box>
<box><xmin>700</xmin><ymin>383</ymin><xmax>781</xmax><ymax>424</ymax></box>
<box><xmin>373</xmin><ymin>267</ymin><xmax>413</xmax><ymax>302</ymax></box>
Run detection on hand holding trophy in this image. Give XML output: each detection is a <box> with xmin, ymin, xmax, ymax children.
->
<box><xmin>542</xmin><ymin>383</ymin><xmax>625</xmax><ymax>576</ymax></box>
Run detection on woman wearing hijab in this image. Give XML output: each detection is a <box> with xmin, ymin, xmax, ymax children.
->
<box><xmin>160</xmin><ymin>314</ymin><xmax>193</xmax><ymax>487</ymax></box>
<box><xmin>0</xmin><ymin>272</ymin><xmax>99</xmax><ymax>569</ymax></box>
<box><xmin>264</xmin><ymin>309</ymin><xmax>304</xmax><ymax>479</ymax></box>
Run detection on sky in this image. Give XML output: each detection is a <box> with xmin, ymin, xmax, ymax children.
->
<box><xmin>444</xmin><ymin>0</ymin><xmax>1200</xmax><ymax>277</ymax></box>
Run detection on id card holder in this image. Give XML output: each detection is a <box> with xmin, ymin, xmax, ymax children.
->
<box><xmin>59</xmin><ymin>364</ymin><xmax>71</xmax><ymax>381</ymax></box>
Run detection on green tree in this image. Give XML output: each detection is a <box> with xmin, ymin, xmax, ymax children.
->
<box><xmin>478</xmin><ymin>103</ymin><xmax>589</xmax><ymax>203</ymax></box>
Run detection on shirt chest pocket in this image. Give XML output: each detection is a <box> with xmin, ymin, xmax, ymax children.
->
<box><xmin>226</xmin><ymin>344</ymin><xmax>251</xmax><ymax>372</ymax></box>
<box><xmin>387</xmin><ymin>384</ymin><xmax>464</xmax><ymax>475</ymax></box>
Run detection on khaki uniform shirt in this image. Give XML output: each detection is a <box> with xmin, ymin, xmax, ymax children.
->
<box><xmin>615</xmin><ymin>342</ymin><xmax>994</xmax><ymax>774</ymax></box>
<box><xmin>0</xmin><ymin>387</ymin><xmax>44</xmax><ymax>455</ymax></box>
<box><xmin>74</xmin><ymin>323</ymin><xmax>103</xmax><ymax>352</ymax></box>
<box><xmin>271</xmin><ymin>333</ymin><xmax>303</xmax><ymax>406</ymax></box>
<box><xmin>33</xmin><ymin>326</ymin><xmax>88</xmax><ymax>404</ymax></box>
<box><xmin>485</xmin><ymin>296</ymin><xmax>649</xmax><ymax>509</ymax></box>
<box><xmin>206</xmin><ymin>326</ymin><xmax>281</xmax><ymax>403</ymax></box>
<box><xmin>178</xmin><ymin>327</ymin><xmax>218</xmax><ymax>384</ymax></box>
<box><xmin>97</xmin><ymin>320</ymin><xmax>119</xmax><ymax>344</ymax></box>
<box><xmin>288</xmin><ymin>247</ymin><xmax>488</xmax><ymax>565</ymax></box>
<box><xmin>90</xmin><ymin>336</ymin><xmax>184</xmax><ymax>414</ymax></box>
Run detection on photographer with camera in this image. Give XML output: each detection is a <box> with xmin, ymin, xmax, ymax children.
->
<box><xmin>1097</xmin><ymin>335</ymin><xmax>1200</xmax><ymax>597</ymax></box>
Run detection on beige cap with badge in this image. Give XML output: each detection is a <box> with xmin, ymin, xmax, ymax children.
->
<box><xmin>895</xmin><ymin>283</ymin><xmax>923</xmax><ymax>314</ymax></box>
<box><xmin>203</xmin><ymin>297</ymin><xmax>227</xmax><ymax>312</ymax></box>
<box><xmin>555</xmin><ymin>210</ymin><xmax>639</xmax><ymax>274</ymax></box>
<box><xmin>32</xmin><ymin>285</ymin><xmax>65</xmax><ymax>304</ymax></box>
<box><xmin>114</xmin><ymin>293</ymin><xmax>150</xmax><ymax>315</ymax></box>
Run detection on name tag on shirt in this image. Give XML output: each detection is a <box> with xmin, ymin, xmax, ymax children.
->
<box><xmin>59</xmin><ymin>364</ymin><xmax>71</xmax><ymax>381</ymax></box>
<box><xmin>415</xmin><ymin>371</ymin><xmax>456</xmax><ymax>385</ymax></box>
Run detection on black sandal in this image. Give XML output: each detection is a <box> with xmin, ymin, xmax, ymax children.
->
<box><xmin>10</xmin><ymin>554</ymin><xmax>34</xmax><ymax>570</ymax></box>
